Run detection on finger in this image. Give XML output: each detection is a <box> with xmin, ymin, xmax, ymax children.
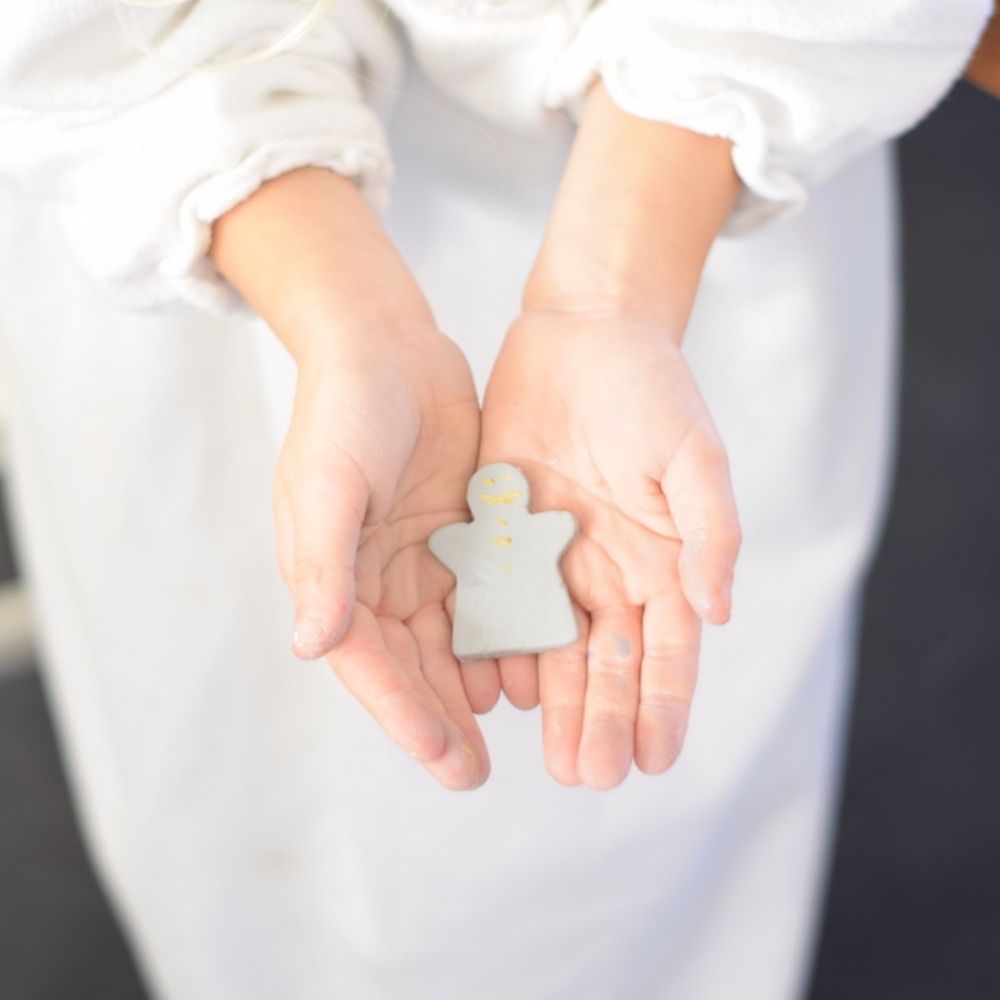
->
<box><xmin>498</xmin><ymin>653</ymin><xmax>539</xmax><ymax>710</ymax></box>
<box><xmin>459</xmin><ymin>658</ymin><xmax>502</xmax><ymax>714</ymax></box>
<box><xmin>444</xmin><ymin>590</ymin><xmax>501</xmax><ymax>713</ymax></box>
<box><xmin>577</xmin><ymin>605</ymin><xmax>642</xmax><ymax>791</ymax></box>
<box><xmin>288</xmin><ymin>454</ymin><xmax>369</xmax><ymax>659</ymax></box>
<box><xmin>662</xmin><ymin>430</ymin><xmax>741</xmax><ymax>625</ymax></box>
<box><xmin>381</xmin><ymin>614</ymin><xmax>485</xmax><ymax>791</ymax></box>
<box><xmin>273</xmin><ymin>478</ymin><xmax>295</xmax><ymax>586</ymax></box>
<box><xmin>635</xmin><ymin>589</ymin><xmax>700</xmax><ymax>775</ymax></box>
<box><xmin>327</xmin><ymin>607</ymin><xmax>446</xmax><ymax>763</ymax></box>
<box><xmin>538</xmin><ymin>604</ymin><xmax>589</xmax><ymax>787</ymax></box>
<box><xmin>410</xmin><ymin>607</ymin><xmax>490</xmax><ymax>786</ymax></box>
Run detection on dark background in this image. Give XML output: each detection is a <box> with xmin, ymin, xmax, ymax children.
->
<box><xmin>0</xmin><ymin>81</ymin><xmax>998</xmax><ymax>1000</ymax></box>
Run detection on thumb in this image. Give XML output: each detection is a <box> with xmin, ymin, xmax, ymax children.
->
<box><xmin>287</xmin><ymin>453</ymin><xmax>370</xmax><ymax>659</ymax></box>
<box><xmin>662</xmin><ymin>430</ymin><xmax>741</xmax><ymax>625</ymax></box>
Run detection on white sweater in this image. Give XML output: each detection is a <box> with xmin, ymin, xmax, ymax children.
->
<box><xmin>0</xmin><ymin>0</ymin><xmax>990</xmax><ymax>315</ymax></box>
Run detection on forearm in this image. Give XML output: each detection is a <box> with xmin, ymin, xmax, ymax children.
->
<box><xmin>965</xmin><ymin>3</ymin><xmax>1000</xmax><ymax>99</ymax></box>
<box><xmin>208</xmin><ymin>166</ymin><xmax>434</xmax><ymax>363</ymax></box>
<box><xmin>525</xmin><ymin>80</ymin><xmax>740</xmax><ymax>342</ymax></box>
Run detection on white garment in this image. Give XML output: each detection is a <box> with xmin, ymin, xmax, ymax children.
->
<box><xmin>0</xmin><ymin>0</ymin><xmax>987</xmax><ymax>308</ymax></box>
<box><xmin>0</xmin><ymin>3</ymin><xmax>987</xmax><ymax>999</ymax></box>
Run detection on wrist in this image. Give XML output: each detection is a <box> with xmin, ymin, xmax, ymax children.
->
<box><xmin>525</xmin><ymin>80</ymin><xmax>740</xmax><ymax>342</ymax></box>
<box><xmin>209</xmin><ymin>166</ymin><xmax>435</xmax><ymax>366</ymax></box>
<box><xmin>507</xmin><ymin>300</ymin><xmax>687</xmax><ymax>365</ymax></box>
<box><xmin>274</xmin><ymin>289</ymin><xmax>437</xmax><ymax>371</ymax></box>
<box><xmin>523</xmin><ymin>242</ymin><xmax>689</xmax><ymax>336</ymax></box>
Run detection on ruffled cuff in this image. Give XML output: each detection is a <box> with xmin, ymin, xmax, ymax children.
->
<box><xmin>50</xmin><ymin>69</ymin><xmax>393</xmax><ymax>318</ymax></box>
<box><xmin>155</xmin><ymin>128</ymin><xmax>390</xmax><ymax>318</ymax></box>
<box><xmin>0</xmin><ymin>0</ymin><xmax>400</xmax><ymax>318</ymax></box>
<box><xmin>545</xmin><ymin>0</ymin><xmax>991</xmax><ymax>235</ymax></box>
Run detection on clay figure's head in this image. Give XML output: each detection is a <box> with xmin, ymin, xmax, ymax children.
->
<box><xmin>468</xmin><ymin>462</ymin><xmax>529</xmax><ymax>519</ymax></box>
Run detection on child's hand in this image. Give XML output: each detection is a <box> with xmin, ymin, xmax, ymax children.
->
<box><xmin>276</xmin><ymin>326</ymin><xmax>491</xmax><ymax>790</ymax></box>
<box><xmin>479</xmin><ymin>306</ymin><xmax>741</xmax><ymax>789</ymax></box>
<box><xmin>479</xmin><ymin>79</ymin><xmax>742</xmax><ymax>788</ymax></box>
<box><xmin>210</xmin><ymin>167</ymin><xmax>492</xmax><ymax>790</ymax></box>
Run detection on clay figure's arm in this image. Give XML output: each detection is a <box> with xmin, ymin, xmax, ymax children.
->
<box><xmin>428</xmin><ymin>521</ymin><xmax>473</xmax><ymax>577</ymax></box>
<box><xmin>531</xmin><ymin>510</ymin><xmax>578</xmax><ymax>561</ymax></box>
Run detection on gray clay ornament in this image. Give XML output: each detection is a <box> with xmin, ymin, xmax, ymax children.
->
<box><xmin>428</xmin><ymin>462</ymin><xmax>579</xmax><ymax>660</ymax></box>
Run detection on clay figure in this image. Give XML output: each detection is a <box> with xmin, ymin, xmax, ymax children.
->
<box><xmin>428</xmin><ymin>462</ymin><xmax>579</xmax><ymax>660</ymax></box>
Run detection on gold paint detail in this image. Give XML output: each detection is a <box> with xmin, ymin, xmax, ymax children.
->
<box><xmin>492</xmin><ymin>536</ymin><xmax>513</xmax><ymax>547</ymax></box>
<box><xmin>502</xmin><ymin>474</ymin><xmax>513</xmax><ymax>480</ymax></box>
<box><xmin>481</xmin><ymin>475</ymin><xmax>496</xmax><ymax>486</ymax></box>
<box><xmin>500</xmin><ymin>562</ymin><xmax>513</xmax><ymax>573</ymax></box>
<box><xmin>495</xmin><ymin>517</ymin><xmax>507</xmax><ymax>526</ymax></box>
<box><xmin>477</xmin><ymin>490</ymin><xmax>520</xmax><ymax>506</ymax></box>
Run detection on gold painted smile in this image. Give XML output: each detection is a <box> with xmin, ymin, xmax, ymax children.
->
<box><xmin>476</xmin><ymin>491</ymin><xmax>521</xmax><ymax>506</ymax></box>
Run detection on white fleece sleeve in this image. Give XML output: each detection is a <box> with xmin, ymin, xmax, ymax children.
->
<box><xmin>545</xmin><ymin>0</ymin><xmax>992</xmax><ymax>234</ymax></box>
<box><xmin>0</xmin><ymin>0</ymin><xmax>401</xmax><ymax>315</ymax></box>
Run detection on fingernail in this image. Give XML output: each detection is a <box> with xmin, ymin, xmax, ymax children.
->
<box><xmin>293</xmin><ymin>618</ymin><xmax>331</xmax><ymax>659</ymax></box>
<box><xmin>443</xmin><ymin>722</ymin><xmax>486</xmax><ymax>789</ymax></box>
<box><xmin>698</xmin><ymin>593</ymin><xmax>717</xmax><ymax>621</ymax></box>
<box><xmin>667</xmin><ymin>702</ymin><xmax>690</xmax><ymax>749</ymax></box>
<box><xmin>701</xmin><ymin>585</ymin><xmax>731</xmax><ymax>624</ymax></box>
<box><xmin>459</xmin><ymin>737</ymin><xmax>487</xmax><ymax>788</ymax></box>
<box><xmin>642</xmin><ymin>703</ymin><xmax>690</xmax><ymax>773</ymax></box>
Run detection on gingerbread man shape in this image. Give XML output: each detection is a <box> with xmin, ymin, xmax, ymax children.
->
<box><xmin>429</xmin><ymin>462</ymin><xmax>579</xmax><ymax>660</ymax></box>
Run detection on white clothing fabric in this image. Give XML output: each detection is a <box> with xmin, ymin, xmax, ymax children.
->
<box><xmin>0</xmin><ymin>3</ymin><xmax>987</xmax><ymax>999</ymax></box>
<box><xmin>0</xmin><ymin>0</ymin><xmax>988</xmax><ymax>309</ymax></box>
<box><xmin>0</xmin><ymin>130</ymin><xmax>888</xmax><ymax>1000</ymax></box>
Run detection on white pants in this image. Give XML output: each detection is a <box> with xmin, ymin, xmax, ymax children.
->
<box><xmin>0</xmin><ymin>74</ymin><xmax>899</xmax><ymax>1000</ymax></box>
